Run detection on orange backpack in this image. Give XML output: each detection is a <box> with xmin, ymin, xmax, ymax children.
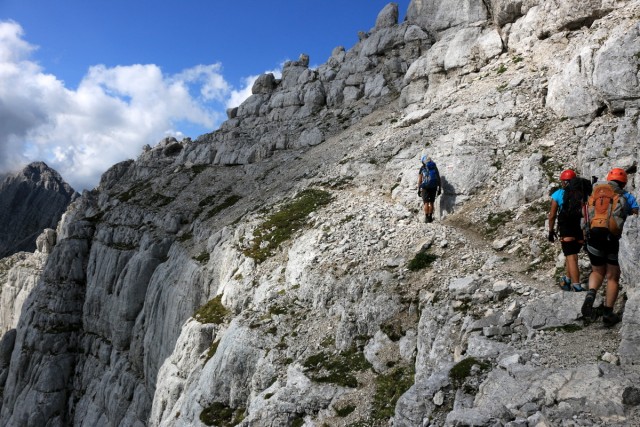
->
<box><xmin>586</xmin><ymin>182</ymin><xmax>628</xmax><ymax>236</ymax></box>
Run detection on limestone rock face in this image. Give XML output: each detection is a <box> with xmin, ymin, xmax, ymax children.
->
<box><xmin>0</xmin><ymin>162</ymin><xmax>78</xmax><ymax>258</ymax></box>
<box><xmin>1</xmin><ymin>1</ymin><xmax>640</xmax><ymax>427</ymax></box>
<box><xmin>407</xmin><ymin>0</ymin><xmax>489</xmax><ymax>34</ymax></box>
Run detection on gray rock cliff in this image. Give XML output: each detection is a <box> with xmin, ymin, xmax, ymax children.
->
<box><xmin>1</xmin><ymin>1</ymin><xmax>639</xmax><ymax>426</ymax></box>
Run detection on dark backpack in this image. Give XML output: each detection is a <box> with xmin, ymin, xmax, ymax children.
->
<box><xmin>558</xmin><ymin>177</ymin><xmax>592</xmax><ymax>222</ymax></box>
<box><xmin>421</xmin><ymin>162</ymin><xmax>439</xmax><ymax>189</ymax></box>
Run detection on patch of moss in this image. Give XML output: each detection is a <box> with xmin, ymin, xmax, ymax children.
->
<box><xmin>450</xmin><ymin>357</ymin><xmax>491</xmax><ymax>386</ymax></box>
<box><xmin>194</xmin><ymin>295</ymin><xmax>229</xmax><ymax>324</ymax></box>
<box><xmin>117</xmin><ymin>182</ymin><xmax>151</xmax><ymax>202</ymax></box>
<box><xmin>178</xmin><ymin>232</ymin><xmax>193</xmax><ymax>242</ymax></box>
<box><xmin>194</xmin><ymin>252</ymin><xmax>210</xmax><ymax>263</ymax></box>
<box><xmin>110</xmin><ymin>242</ymin><xmax>137</xmax><ymax>251</ymax></box>
<box><xmin>496</xmin><ymin>64</ymin><xmax>507</xmax><ymax>74</ymax></box>
<box><xmin>269</xmin><ymin>305</ymin><xmax>288</xmax><ymax>316</ymax></box>
<box><xmin>199</xmin><ymin>402</ymin><xmax>245</xmax><ymax>427</ymax></box>
<box><xmin>408</xmin><ymin>251</ymin><xmax>437</xmax><ymax>271</ymax></box>
<box><xmin>206</xmin><ymin>195</ymin><xmax>242</xmax><ymax>219</ymax></box>
<box><xmin>303</xmin><ymin>347</ymin><xmax>372</xmax><ymax>388</ymax></box>
<box><xmin>199</xmin><ymin>194</ymin><xmax>218</xmax><ymax>207</ymax></box>
<box><xmin>335</xmin><ymin>405</ymin><xmax>356</xmax><ymax>417</ymax></box>
<box><xmin>149</xmin><ymin>192</ymin><xmax>173</xmax><ymax>207</ymax></box>
<box><xmin>244</xmin><ymin>189</ymin><xmax>332</xmax><ymax>263</ymax></box>
<box><xmin>191</xmin><ymin>164</ymin><xmax>208</xmax><ymax>175</ymax></box>
<box><xmin>291</xmin><ymin>415</ymin><xmax>305</xmax><ymax>427</ymax></box>
<box><xmin>205</xmin><ymin>340</ymin><xmax>220</xmax><ymax>362</ymax></box>
<box><xmin>380</xmin><ymin>321</ymin><xmax>404</xmax><ymax>342</ymax></box>
<box><xmin>371</xmin><ymin>366</ymin><xmax>415</xmax><ymax>420</ymax></box>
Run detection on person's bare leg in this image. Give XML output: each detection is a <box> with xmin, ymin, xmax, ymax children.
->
<box><xmin>604</xmin><ymin>264</ymin><xmax>621</xmax><ymax>308</ymax></box>
<box><xmin>565</xmin><ymin>253</ymin><xmax>580</xmax><ymax>285</ymax></box>
<box><xmin>588</xmin><ymin>264</ymin><xmax>606</xmax><ymax>291</ymax></box>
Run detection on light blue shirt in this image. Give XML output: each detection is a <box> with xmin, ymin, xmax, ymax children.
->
<box><xmin>551</xmin><ymin>188</ymin><xmax>564</xmax><ymax>209</ymax></box>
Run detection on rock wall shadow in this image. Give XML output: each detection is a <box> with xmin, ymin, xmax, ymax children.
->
<box><xmin>438</xmin><ymin>176</ymin><xmax>457</xmax><ymax>217</ymax></box>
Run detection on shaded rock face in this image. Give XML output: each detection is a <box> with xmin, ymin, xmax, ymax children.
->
<box><xmin>1</xmin><ymin>1</ymin><xmax>640</xmax><ymax>427</ymax></box>
<box><xmin>0</xmin><ymin>162</ymin><xmax>78</xmax><ymax>258</ymax></box>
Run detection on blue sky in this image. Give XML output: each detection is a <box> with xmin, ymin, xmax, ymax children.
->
<box><xmin>0</xmin><ymin>0</ymin><xmax>411</xmax><ymax>190</ymax></box>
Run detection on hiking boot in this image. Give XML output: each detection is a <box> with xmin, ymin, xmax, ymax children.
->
<box><xmin>425</xmin><ymin>214</ymin><xmax>429</xmax><ymax>223</ymax></box>
<box><xmin>581</xmin><ymin>290</ymin><xmax>596</xmax><ymax>318</ymax></box>
<box><xmin>572</xmin><ymin>284</ymin><xmax>585</xmax><ymax>292</ymax></box>
<box><xmin>602</xmin><ymin>308</ymin><xmax>620</xmax><ymax>327</ymax></box>
<box><xmin>560</xmin><ymin>283</ymin><xmax>572</xmax><ymax>291</ymax></box>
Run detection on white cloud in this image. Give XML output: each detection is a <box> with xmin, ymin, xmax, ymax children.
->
<box><xmin>0</xmin><ymin>20</ymin><xmax>237</xmax><ymax>191</ymax></box>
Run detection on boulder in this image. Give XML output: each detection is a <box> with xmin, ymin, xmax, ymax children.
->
<box><xmin>375</xmin><ymin>2</ymin><xmax>399</xmax><ymax>29</ymax></box>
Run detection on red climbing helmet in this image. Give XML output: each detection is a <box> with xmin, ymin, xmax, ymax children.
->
<box><xmin>606</xmin><ymin>167</ymin><xmax>627</xmax><ymax>184</ymax></box>
<box><xmin>560</xmin><ymin>169</ymin><xmax>576</xmax><ymax>181</ymax></box>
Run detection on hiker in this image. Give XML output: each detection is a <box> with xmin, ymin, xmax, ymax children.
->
<box><xmin>581</xmin><ymin>167</ymin><xmax>639</xmax><ymax>326</ymax></box>
<box><xmin>418</xmin><ymin>156</ymin><xmax>441</xmax><ymax>223</ymax></box>
<box><xmin>547</xmin><ymin>169</ymin><xmax>592</xmax><ymax>291</ymax></box>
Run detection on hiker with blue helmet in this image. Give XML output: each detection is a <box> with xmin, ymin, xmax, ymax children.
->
<box><xmin>547</xmin><ymin>169</ymin><xmax>591</xmax><ymax>292</ymax></box>
<box><xmin>417</xmin><ymin>155</ymin><xmax>441</xmax><ymax>223</ymax></box>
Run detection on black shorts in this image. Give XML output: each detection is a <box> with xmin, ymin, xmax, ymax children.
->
<box><xmin>586</xmin><ymin>229</ymin><xmax>620</xmax><ymax>266</ymax></box>
<box><xmin>557</xmin><ymin>220</ymin><xmax>583</xmax><ymax>241</ymax></box>
<box><xmin>422</xmin><ymin>188</ymin><xmax>437</xmax><ymax>203</ymax></box>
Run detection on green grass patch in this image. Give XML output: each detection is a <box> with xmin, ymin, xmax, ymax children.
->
<box><xmin>380</xmin><ymin>320</ymin><xmax>405</xmax><ymax>342</ymax></box>
<box><xmin>178</xmin><ymin>232</ymin><xmax>193</xmax><ymax>242</ymax></box>
<box><xmin>199</xmin><ymin>402</ymin><xmax>245</xmax><ymax>427</ymax></box>
<box><xmin>244</xmin><ymin>189</ymin><xmax>332</xmax><ymax>263</ymax></box>
<box><xmin>117</xmin><ymin>182</ymin><xmax>151</xmax><ymax>202</ymax></box>
<box><xmin>486</xmin><ymin>210</ymin><xmax>514</xmax><ymax>235</ymax></box>
<box><xmin>149</xmin><ymin>193</ymin><xmax>173</xmax><ymax>207</ymax></box>
<box><xmin>450</xmin><ymin>357</ymin><xmax>491</xmax><ymax>386</ymax></box>
<box><xmin>194</xmin><ymin>252</ymin><xmax>210</xmax><ymax>263</ymax></box>
<box><xmin>303</xmin><ymin>347</ymin><xmax>372</xmax><ymax>388</ymax></box>
<box><xmin>335</xmin><ymin>405</ymin><xmax>356</xmax><ymax>417</ymax></box>
<box><xmin>191</xmin><ymin>164</ymin><xmax>208</xmax><ymax>175</ymax></box>
<box><xmin>408</xmin><ymin>251</ymin><xmax>437</xmax><ymax>271</ymax></box>
<box><xmin>205</xmin><ymin>340</ymin><xmax>220</xmax><ymax>363</ymax></box>
<box><xmin>206</xmin><ymin>195</ymin><xmax>242</xmax><ymax>219</ymax></box>
<box><xmin>371</xmin><ymin>366</ymin><xmax>415</xmax><ymax>420</ymax></box>
<box><xmin>496</xmin><ymin>64</ymin><xmax>507</xmax><ymax>74</ymax></box>
<box><xmin>268</xmin><ymin>304</ymin><xmax>288</xmax><ymax>316</ymax></box>
<box><xmin>195</xmin><ymin>295</ymin><xmax>229</xmax><ymax>324</ymax></box>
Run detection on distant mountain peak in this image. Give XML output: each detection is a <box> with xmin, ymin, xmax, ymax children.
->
<box><xmin>0</xmin><ymin>162</ymin><xmax>78</xmax><ymax>258</ymax></box>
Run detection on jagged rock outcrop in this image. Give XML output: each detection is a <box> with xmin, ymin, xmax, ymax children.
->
<box><xmin>1</xmin><ymin>1</ymin><xmax>639</xmax><ymax>426</ymax></box>
<box><xmin>0</xmin><ymin>162</ymin><xmax>78</xmax><ymax>258</ymax></box>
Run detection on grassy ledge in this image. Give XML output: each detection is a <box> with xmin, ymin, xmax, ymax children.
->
<box><xmin>244</xmin><ymin>189</ymin><xmax>332</xmax><ymax>263</ymax></box>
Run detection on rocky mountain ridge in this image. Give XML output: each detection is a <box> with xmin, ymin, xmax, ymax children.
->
<box><xmin>0</xmin><ymin>162</ymin><xmax>78</xmax><ymax>258</ymax></box>
<box><xmin>1</xmin><ymin>1</ymin><xmax>639</xmax><ymax>426</ymax></box>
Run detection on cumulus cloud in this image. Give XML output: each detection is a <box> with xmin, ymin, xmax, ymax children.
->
<box><xmin>0</xmin><ymin>20</ymin><xmax>262</xmax><ymax>191</ymax></box>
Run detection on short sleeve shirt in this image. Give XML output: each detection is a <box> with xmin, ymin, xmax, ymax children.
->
<box><xmin>551</xmin><ymin>188</ymin><xmax>564</xmax><ymax>209</ymax></box>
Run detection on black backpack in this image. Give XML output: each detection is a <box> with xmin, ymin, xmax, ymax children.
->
<box><xmin>558</xmin><ymin>177</ymin><xmax>592</xmax><ymax>222</ymax></box>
